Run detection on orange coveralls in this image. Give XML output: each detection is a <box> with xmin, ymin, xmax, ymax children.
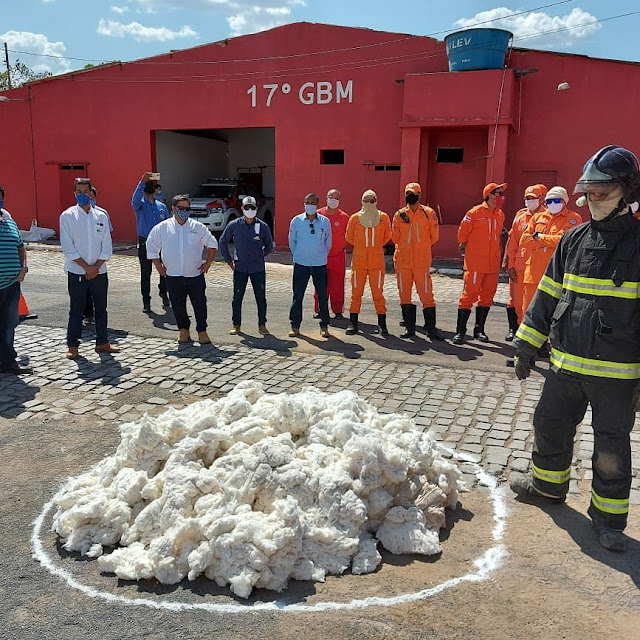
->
<box><xmin>457</xmin><ymin>202</ymin><xmax>505</xmax><ymax>309</ymax></box>
<box><xmin>504</xmin><ymin>207</ymin><xmax>538</xmax><ymax>322</ymax></box>
<box><xmin>520</xmin><ymin>207</ymin><xmax>583</xmax><ymax>313</ymax></box>
<box><xmin>345</xmin><ymin>211</ymin><xmax>392</xmax><ymax>314</ymax></box>
<box><xmin>392</xmin><ymin>204</ymin><xmax>440</xmax><ymax>307</ymax></box>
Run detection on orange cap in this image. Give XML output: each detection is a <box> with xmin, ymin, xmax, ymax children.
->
<box><xmin>534</xmin><ymin>183</ymin><xmax>548</xmax><ymax>198</ymax></box>
<box><xmin>483</xmin><ymin>182</ymin><xmax>507</xmax><ymax>199</ymax></box>
<box><xmin>404</xmin><ymin>182</ymin><xmax>421</xmax><ymax>194</ymax></box>
<box><xmin>524</xmin><ymin>184</ymin><xmax>544</xmax><ymax>198</ymax></box>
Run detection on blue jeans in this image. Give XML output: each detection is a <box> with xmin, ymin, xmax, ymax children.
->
<box><xmin>290</xmin><ymin>263</ymin><xmax>329</xmax><ymax>329</ymax></box>
<box><xmin>0</xmin><ymin>281</ymin><xmax>20</xmax><ymax>366</ymax></box>
<box><xmin>166</xmin><ymin>274</ymin><xmax>207</xmax><ymax>332</ymax></box>
<box><xmin>233</xmin><ymin>270</ymin><xmax>267</xmax><ymax>327</ymax></box>
<box><xmin>67</xmin><ymin>272</ymin><xmax>109</xmax><ymax>347</ymax></box>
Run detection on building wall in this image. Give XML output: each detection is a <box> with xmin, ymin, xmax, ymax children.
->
<box><xmin>1</xmin><ymin>23</ymin><xmax>640</xmax><ymax>256</ymax></box>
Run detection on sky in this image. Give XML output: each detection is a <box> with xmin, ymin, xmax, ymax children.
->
<box><xmin>2</xmin><ymin>1</ymin><xmax>640</xmax><ymax>77</ymax></box>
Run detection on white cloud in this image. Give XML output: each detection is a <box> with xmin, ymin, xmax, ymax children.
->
<box><xmin>454</xmin><ymin>6</ymin><xmax>601</xmax><ymax>49</ymax></box>
<box><xmin>0</xmin><ymin>30</ymin><xmax>70</xmax><ymax>74</ymax></box>
<box><xmin>123</xmin><ymin>1</ymin><xmax>304</xmax><ymax>34</ymax></box>
<box><xmin>97</xmin><ymin>19</ymin><xmax>198</xmax><ymax>42</ymax></box>
<box><xmin>110</xmin><ymin>5</ymin><xmax>130</xmax><ymax>14</ymax></box>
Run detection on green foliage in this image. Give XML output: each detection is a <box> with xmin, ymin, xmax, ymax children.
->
<box><xmin>0</xmin><ymin>60</ymin><xmax>52</xmax><ymax>90</ymax></box>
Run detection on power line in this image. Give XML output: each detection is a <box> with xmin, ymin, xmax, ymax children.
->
<box><xmin>5</xmin><ymin>0</ymin><xmax>576</xmax><ymax>68</ymax></box>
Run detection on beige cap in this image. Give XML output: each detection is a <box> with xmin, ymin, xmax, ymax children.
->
<box><xmin>545</xmin><ymin>186</ymin><xmax>569</xmax><ymax>203</ymax></box>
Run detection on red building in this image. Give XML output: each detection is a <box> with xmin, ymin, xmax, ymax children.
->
<box><xmin>1</xmin><ymin>22</ymin><xmax>640</xmax><ymax>257</ymax></box>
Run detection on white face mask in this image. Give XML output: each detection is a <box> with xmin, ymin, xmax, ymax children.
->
<box><xmin>304</xmin><ymin>204</ymin><xmax>317</xmax><ymax>216</ymax></box>
<box><xmin>524</xmin><ymin>198</ymin><xmax>539</xmax><ymax>211</ymax></box>
<box><xmin>588</xmin><ymin>185</ymin><xmax>625</xmax><ymax>221</ymax></box>
<box><xmin>327</xmin><ymin>197</ymin><xmax>340</xmax><ymax>209</ymax></box>
<box><xmin>546</xmin><ymin>202</ymin><xmax>565</xmax><ymax>215</ymax></box>
<box><xmin>243</xmin><ymin>208</ymin><xmax>257</xmax><ymax>219</ymax></box>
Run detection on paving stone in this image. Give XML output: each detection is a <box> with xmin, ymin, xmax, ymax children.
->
<box><xmin>509</xmin><ymin>457</ymin><xmax>530</xmax><ymax>473</ymax></box>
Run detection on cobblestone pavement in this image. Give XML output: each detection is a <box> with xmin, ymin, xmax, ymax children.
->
<box><xmin>3</xmin><ymin>323</ymin><xmax>639</xmax><ymax>504</ymax></box>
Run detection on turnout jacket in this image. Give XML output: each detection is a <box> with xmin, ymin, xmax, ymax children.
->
<box><xmin>514</xmin><ymin>213</ymin><xmax>640</xmax><ymax>380</ymax></box>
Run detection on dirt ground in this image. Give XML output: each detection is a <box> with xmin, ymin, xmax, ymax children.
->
<box><xmin>2</xmin><ymin>389</ymin><xmax>639</xmax><ymax>640</ymax></box>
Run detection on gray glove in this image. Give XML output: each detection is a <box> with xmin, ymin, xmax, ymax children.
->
<box><xmin>514</xmin><ymin>354</ymin><xmax>531</xmax><ymax>380</ymax></box>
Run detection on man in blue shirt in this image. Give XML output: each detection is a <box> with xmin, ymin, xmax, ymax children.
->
<box><xmin>0</xmin><ymin>185</ymin><xmax>31</xmax><ymax>374</ymax></box>
<box><xmin>131</xmin><ymin>171</ymin><xmax>169</xmax><ymax>312</ymax></box>
<box><xmin>219</xmin><ymin>196</ymin><xmax>274</xmax><ymax>336</ymax></box>
<box><xmin>288</xmin><ymin>193</ymin><xmax>332</xmax><ymax>337</ymax></box>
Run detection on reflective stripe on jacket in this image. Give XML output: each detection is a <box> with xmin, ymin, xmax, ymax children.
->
<box><xmin>514</xmin><ymin>213</ymin><xmax>640</xmax><ymax>380</ymax></box>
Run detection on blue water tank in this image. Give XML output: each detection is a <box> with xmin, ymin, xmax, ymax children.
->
<box><xmin>445</xmin><ymin>28</ymin><xmax>512</xmax><ymax>72</ymax></box>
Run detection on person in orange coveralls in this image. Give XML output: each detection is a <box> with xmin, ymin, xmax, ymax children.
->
<box><xmin>453</xmin><ymin>182</ymin><xmax>506</xmax><ymax>345</ymax></box>
<box><xmin>392</xmin><ymin>182</ymin><xmax>445</xmax><ymax>339</ymax></box>
<box><xmin>520</xmin><ymin>185</ymin><xmax>582</xmax><ymax>317</ymax></box>
<box><xmin>503</xmin><ymin>184</ymin><xmax>547</xmax><ymax>340</ymax></box>
<box><xmin>345</xmin><ymin>189</ymin><xmax>392</xmax><ymax>336</ymax></box>
<box><xmin>313</xmin><ymin>188</ymin><xmax>350</xmax><ymax>319</ymax></box>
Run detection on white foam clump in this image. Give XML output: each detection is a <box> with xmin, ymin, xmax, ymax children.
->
<box><xmin>52</xmin><ymin>381</ymin><xmax>463</xmax><ymax>599</ymax></box>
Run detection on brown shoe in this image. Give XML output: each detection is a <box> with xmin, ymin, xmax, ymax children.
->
<box><xmin>288</xmin><ymin>328</ymin><xmax>300</xmax><ymax>337</ymax></box>
<box><xmin>66</xmin><ymin>347</ymin><xmax>79</xmax><ymax>360</ymax></box>
<box><xmin>320</xmin><ymin>327</ymin><xmax>331</xmax><ymax>338</ymax></box>
<box><xmin>229</xmin><ymin>326</ymin><xmax>241</xmax><ymax>335</ymax></box>
<box><xmin>258</xmin><ymin>325</ymin><xmax>270</xmax><ymax>335</ymax></box>
<box><xmin>95</xmin><ymin>343</ymin><xmax>121</xmax><ymax>354</ymax></box>
<box><xmin>1</xmin><ymin>361</ymin><xmax>33</xmax><ymax>374</ymax></box>
<box><xmin>178</xmin><ymin>329</ymin><xmax>192</xmax><ymax>343</ymax></box>
<box><xmin>198</xmin><ymin>331</ymin><xmax>211</xmax><ymax>345</ymax></box>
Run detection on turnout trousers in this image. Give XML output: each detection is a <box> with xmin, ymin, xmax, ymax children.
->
<box><xmin>396</xmin><ymin>268</ymin><xmax>435</xmax><ymax>307</ymax></box>
<box><xmin>459</xmin><ymin>270</ymin><xmax>498</xmax><ymax>309</ymax></box>
<box><xmin>507</xmin><ymin>269</ymin><xmax>525</xmax><ymax>322</ymax></box>
<box><xmin>349</xmin><ymin>268</ymin><xmax>386</xmax><ymax>314</ymax></box>
<box><xmin>531</xmin><ymin>370</ymin><xmax>634</xmax><ymax>530</ymax></box>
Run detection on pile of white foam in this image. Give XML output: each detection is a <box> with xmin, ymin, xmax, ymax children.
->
<box><xmin>52</xmin><ymin>381</ymin><xmax>463</xmax><ymax>598</ymax></box>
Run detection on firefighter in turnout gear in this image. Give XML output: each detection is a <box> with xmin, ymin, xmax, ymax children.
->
<box><xmin>392</xmin><ymin>182</ymin><xmax>444</xmax><ymax>339</ymax></box>
<box><xmin>510</xmin><ymin>145</ymin><xmax>640</xmax><ymax>552</ymax></box>
<box><xmin>453</xmin><ymin>182</ymin><xmax>506</xmax><ymax>344</ymax></box>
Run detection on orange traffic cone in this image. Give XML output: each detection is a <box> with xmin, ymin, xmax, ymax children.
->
<box><xmin>19</xmin><ymin>293</ymin><xmax>38</xmax><ymax>322</ymax></box>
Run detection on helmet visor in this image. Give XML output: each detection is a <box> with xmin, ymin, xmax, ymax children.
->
<box><xmin>573</xmin><ymin>181</ymin><xmax>620</xmax><ymax>197</ymax></box>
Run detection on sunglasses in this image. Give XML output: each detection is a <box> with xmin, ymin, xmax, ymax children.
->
<box><xmin>243</xmin><ymin>205</ymin><xmax>257</xmax><ymax>211</ymax></box>
<box><xmin>175</xmin><ymin>205</ymin><xmax>190</xmax><ymax>212</ymax></box>
<box><xmin>492</xmin><ymin>190</ymin><xmax>504</xmax><ymax>196</ymax></box>
<box><xmin>309</xmin><ymin>223</ymin><xmax>315</xmax><ymax>234</ymax></box>
<box><xmin>546</xmin><ymin>198</ymin><xmax>564</xmax><ymax>204</ymax></box>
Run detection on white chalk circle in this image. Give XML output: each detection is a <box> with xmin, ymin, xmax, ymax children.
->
<box><xmin>32</xmin><ymin>451</ymin><xmax>507</xmax><ymax>613</ymax></box>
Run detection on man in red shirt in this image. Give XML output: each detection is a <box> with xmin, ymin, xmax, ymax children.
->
<box><xmin>314</xmin><ymin>188</ymin><xmax>350</xmax><ymax>318</ymax></box>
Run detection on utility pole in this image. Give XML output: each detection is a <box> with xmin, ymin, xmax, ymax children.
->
<box><xmin>4</xmin><ymin>42</ymin><xmax>12</xmax><ymax>90</ymax></box>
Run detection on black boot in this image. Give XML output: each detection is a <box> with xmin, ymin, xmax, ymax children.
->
<box><xmin>452</xmin><ymin>308</ymin><xmax>471</xmax><ymax>345</ymax></box>
<box><xmin>473</xmin><ymin>306</ymin><xmax>490</xmax><ymax>342</ymax></box>
<box><xmin>400</xmin><ymin>304</ymin><xmax>416</xmax><ymax>338</ymax></box>
<box><xmin>423</xmin><ymin>307</ymin><xmax>445</xmax><ymax>341</ymax></box>
<box><xmin>505</xmin><ymin>306</ymin><xmax>519</xmax><ymax>341</ymax></box>
<box><xmin>377</xmin><ymin>313</ymin><xmax>389</xmax><ymax>336</ymax></box>
<box><xmin>346</xmin><ymin>313</ymin><xmax>359</xmax><ymax>335</ymax></box>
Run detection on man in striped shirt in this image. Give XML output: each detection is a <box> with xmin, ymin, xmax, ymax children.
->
<box><xmin>0</xmin><ymin>186</ymin><xmax>32</xmax><ymax>374</ymax></box>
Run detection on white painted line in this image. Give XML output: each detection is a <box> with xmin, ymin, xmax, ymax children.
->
<box><xmin>32</xmin><ymin>450</ymin><xmax>508</xmax><ymax>613</ymax></box>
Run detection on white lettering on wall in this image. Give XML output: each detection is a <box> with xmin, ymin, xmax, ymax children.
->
<box><xmin>246</xmin><ymin>81</ymin><xmax>354</xmax><ymax>107</ymax></box>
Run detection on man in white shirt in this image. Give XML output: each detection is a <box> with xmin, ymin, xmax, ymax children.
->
<box><xmin>146</xmin><ymin>194</ymin><xmax>218</xmax><ymax>345</ymax></box>
<box><xmin>60</xmin><ymin>178</ymin><xmax>120</xmax><ymax>360</ymax></box>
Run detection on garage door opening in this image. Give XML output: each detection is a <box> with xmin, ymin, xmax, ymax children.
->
<box><xmin>154</xmin><ymin>127</ymin><xmax>276</xmax><ymax>236</ymax></box>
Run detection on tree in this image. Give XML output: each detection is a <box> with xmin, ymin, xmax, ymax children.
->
<box><xmin>0</xmin><ymin>60</ymin><xmax>52</xmax><ymax>90</ymax></box>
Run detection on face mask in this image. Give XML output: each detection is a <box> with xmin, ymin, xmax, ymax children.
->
<box><xmin>143</xmin><ymin>184</ymin><xmax>156</xmax><ymax>195</ymax></box>
<box><xmin>76</xmin><ymin>193</ymin><xmax>91</xmax><ymax>207</ymax></box>
<box><xmin>0</xmin><ymin>200</ymin><xmax>4</xmax><ymax>210</ymax></box>
<box><xmin>243</xmin><ymin>208</ymin><xmax>257</xmax><ymax>219</ymax></box>
<box><xmin>524</xmin><ymin>198</ymin><xmax>539</xmax><ymax>211</ymax></box>
<box><xmin>327</xmin><ymin>198</ymin><xmax>340</xmax><ymax>209</ymax></box>
<box><xmin>588</xmin><ymin>185</ymin><xmax>625</xmax><ymax>221</ymax></box>
<box><xmin>547</xmin><ymin>202</ymin><xmax>565</xmax><ymax>215</ymax></box>
<box><xmin>90</xmin><ymin>198</ymin><xmax>96</xmax><ymax>207</ymax></box>
<box><xmin>174</xmin><ymin>209</ymin><xmax>190</xmax><ymax>222</ymax></box>
<box><xmin>494</xmin><ymin>194</ymin><xmax>505</xmax><ymax>208</ymax></box>
<box><xmin>405</xmin><ymin>193</ymin><xmax>419</xmax><ymax>205</ymax></box>
<box><xmin>304</xmin><ymin>204</ymin><xmax>317</xmax><ymax>216</ymax></box>
<box><xmin>360</xmin><ymin>202</ymin><xmax>380</xmax><ymax>228</ymax></box>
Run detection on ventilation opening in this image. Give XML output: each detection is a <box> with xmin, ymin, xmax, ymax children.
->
<box><xmin>436</xmin><ymin>148</ymin><xmax>464</xmax><ymax>163</ymax></box>
<box><xmin>60</xmin><ymin>164</ymin><xmax>87</xmax><ymax>171</ymax></box>
<box><xmin>374</xmin><ymin>164</ymin><xmax>401</xmax><ymax>172</ymax></box>
<box><xmin>320</xmin><ymin>149</ymin><xmax>345</xmax><ymax>165</ymax></box>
